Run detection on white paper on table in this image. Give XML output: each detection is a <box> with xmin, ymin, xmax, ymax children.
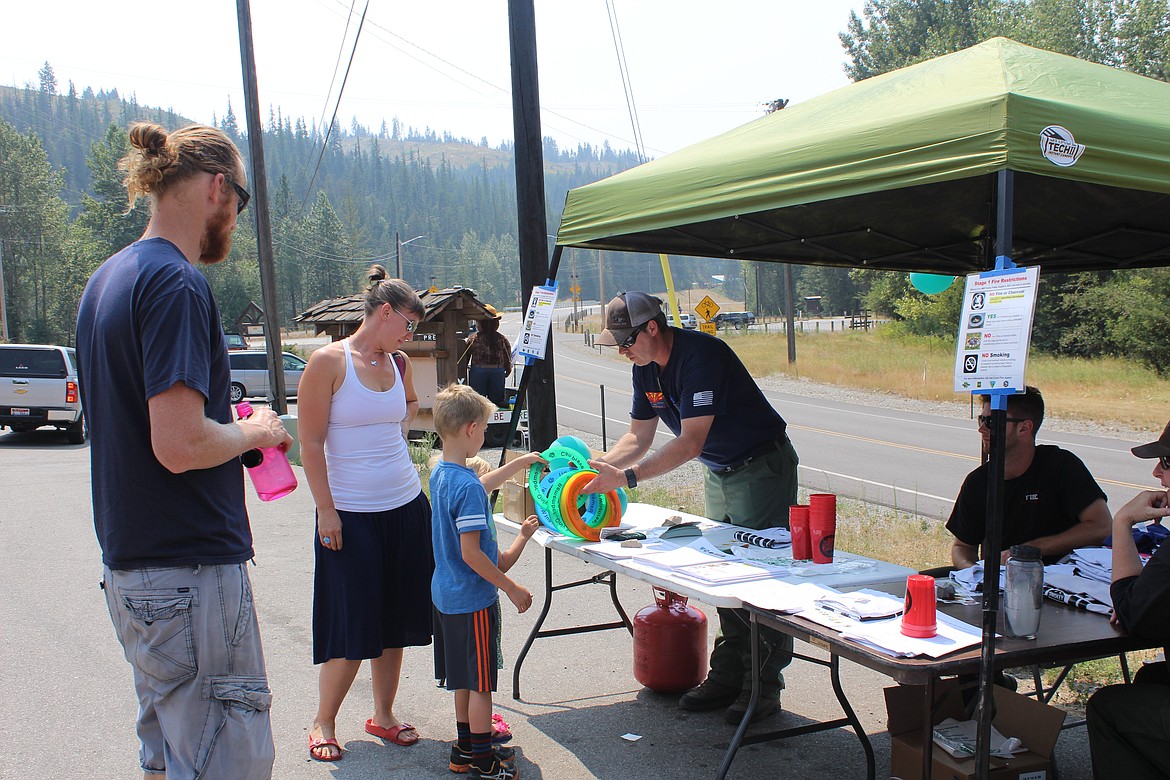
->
<box><xmin>579</xmin><ymin>539</ymin><xmax>679</xmax><ymax>560</ymax></box>
<box><xmin>739</xmin><ymin>581</ymin><xmax>839</xmax><ymax>614</ymax></box>
<box><xmin>814</xmin><ymin>589</ymin><xmax>905</xmax><ymax>621</ymax></box>
<box><xmin>836</xmin><ymin>611</ymin><xmax>983</xmax><ymax>658</ymax></box>
<box><xmin>635</xmin><ymin>537</ymin><xmax>730</xmax><ymax>570</ymax></box>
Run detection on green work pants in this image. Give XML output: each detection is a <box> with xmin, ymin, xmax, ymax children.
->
<box><xmin>703</xmin><ymin>438</ymin><xmax>799</xmax><ymax>695</ymax></box>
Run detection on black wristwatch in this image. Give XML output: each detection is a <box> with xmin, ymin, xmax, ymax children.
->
<box><xmin>624</xmin><ymin>467</ymin><xmax>638</xmax><ymax>489</ymax></box>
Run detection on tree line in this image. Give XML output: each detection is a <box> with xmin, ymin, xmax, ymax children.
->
<box><xmin>3</xmin><ymin>0</ymin><xmax>1170</xmax><ymax>374</ymax></box>
<box><xmin>747</xmin><ymin>0</ymin><xmax>1170</xmax><ymax>372</ymax></box>
<box><xmin>0</xmin><ymin>69</ymin><xmax>746</xmax><ymax>346</ymax></box>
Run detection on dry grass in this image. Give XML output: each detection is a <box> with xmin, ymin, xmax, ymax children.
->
<box><xmin>721</xmin><ymin>330</ymin><xmax>1170</xmax><ymax>431</ymax></box>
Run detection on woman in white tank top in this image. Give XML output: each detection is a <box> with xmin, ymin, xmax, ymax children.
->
<box><xmin>297</xmin><ymin>265</ymin><xmax>434</xmax><ymax>761</ymax></box>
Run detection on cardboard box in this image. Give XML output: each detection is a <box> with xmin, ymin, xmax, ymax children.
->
<box><xmin>885</xmin><ymin>679</ymin><xmax>1065</xmax><ymax>780</ymax></box>
<box><xmin>501</xmin><ymin>451</ymin><xmax>536</xmax><ymax>522</ymax></box>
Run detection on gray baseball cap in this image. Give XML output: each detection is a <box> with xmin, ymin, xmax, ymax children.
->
<box><xmin>596</xmin><ymin>292</ymin><xmax>663</xmax><ymax>347</ymax></box>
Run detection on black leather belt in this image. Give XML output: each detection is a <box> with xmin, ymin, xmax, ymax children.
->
<box><xmin>711</xmin><ymin>432</ymin><xmax>789</xmax><ymax>474</ymax></box>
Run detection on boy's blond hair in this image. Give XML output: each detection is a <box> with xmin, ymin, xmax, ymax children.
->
<box><xmin>433</xmin><ymin>383</ymin><xmax>497</xmax><ymax>439</ymax></box>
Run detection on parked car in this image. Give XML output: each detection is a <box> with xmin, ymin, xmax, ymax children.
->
<box><xmin>677</xmin><ymin>313</ymin><xmax>698</xmax><ymax>329</ymax></box>
<box><xmin>228</xmin><ymin>350</ymin><xmax>307</xmax><ymax>404</ymax></box>
<box><xmin>714</xmin><ymin>311</ymin><xmax>756</xmax><ymax>329</ymax></box>
<box><xmin>224</xmin><ymin>332</ymin><xmax>249</xmax><ymax>350</ymax></box>
<box><xmin>0</xmin><ymin>343</ymin><xmax>86</xmax><ymax>443</ymax></box>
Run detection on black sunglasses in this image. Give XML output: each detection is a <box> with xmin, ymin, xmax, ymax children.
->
<box><xmin>618</xmin><ymin>323</ymin><xmax>646</xmax><ymax>349</ymax></box>
<box><xmin>977</xmin><ymin>415</ymin><xmax>1028</xmax><ymax>428</ymax></box>
<box><xmin>1159</xmin><ymin>455</ymin><xmax>1170</xmax><ymax>471</ymax></box>
<box><xmin>224</xmin><ymin>177</ymin><xmax>251</xmax><ymax>215</ymax></box>
<box><xmin>207</xmin><ymin>170</ymin><xmax>250</xmax><ymax>214</ymax></box>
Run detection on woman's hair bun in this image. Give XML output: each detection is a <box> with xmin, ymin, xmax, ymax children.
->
<box><xmin>367</xmin><ymin>264</ymin><xmax>388</xmax><ymax>285</ymax></box>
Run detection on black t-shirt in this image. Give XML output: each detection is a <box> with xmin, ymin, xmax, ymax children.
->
<box><xmin>1113</xmin><ymin>540</ymin><xmax>1170</xmax><ymax>644</ymax></box>
<box><xmin>77</xmin><ymin>238</ymin><xmax>252</xmax><ymax>569</ymax></box>
<box><xmin>946</xmin><ymin>444</ymin><xmax>1106</xmax><ymax>563</ymax></box>
<box><xmin>630</xmin><ymin>328</ymin><xmax>785</xmax><ymax>470</ymax></box>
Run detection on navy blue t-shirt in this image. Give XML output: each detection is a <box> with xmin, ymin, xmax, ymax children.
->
<box><xmin>76</xmin><ymin>238</ymin><xmax>252</xmax><ymax>569</ymax></box>
<box><xmin>630</xmin><ymin>328</ymin><xmax>786</xmax><ymax>470</ymax></box>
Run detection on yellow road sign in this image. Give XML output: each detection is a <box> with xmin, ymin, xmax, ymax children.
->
<box><xmin>696</xmin><ymin>295</ymin><xmax>720</xmax><ymax>322</ymax></box>
<box><xmin>699</xmin><ymin>322</ymin><xmax>717</xmax><ymax>336</ymax></box>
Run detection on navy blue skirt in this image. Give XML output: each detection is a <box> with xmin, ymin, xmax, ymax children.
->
<box><xmin>312</xmin><ymin>491</ymin><xmax>434</xmax><ymax>664</ymax></box>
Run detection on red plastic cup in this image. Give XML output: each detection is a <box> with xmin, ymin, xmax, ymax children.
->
<box><xmin>809</xmin><ymin>513</ymin><xmax>836</xmax><ymax>563</ymax></box>
<box><xmin>809</xmin><ymin>493</ymin><xmax>836</xmax><ymax>520</ymax></box>
<box><xmin>901</xmin><ymin>574</ymin><xmax>938</xmax><ymax>638</ymax></box>
<box><xmin>789</xmin><ymin>505</ymin><xmax>811</xmax><ymax>560</ymax></box>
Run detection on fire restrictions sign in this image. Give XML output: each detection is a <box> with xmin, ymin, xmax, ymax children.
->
<box><xmin>953</xmin><ymin>266</ymin><xmax>1040</xmax><ymax>394</ymax></box>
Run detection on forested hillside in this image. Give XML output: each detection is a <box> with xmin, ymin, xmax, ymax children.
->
<box><xmin>0</xmin><ymin>71</ymin><xmax>745</xmax><ymax>345</ymax></box>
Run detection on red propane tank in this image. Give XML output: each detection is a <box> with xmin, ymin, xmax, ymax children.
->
<box><xmin>633</xmin><ymin>588</ymin><xmax>708</xmax><ymax>693</ymax></box>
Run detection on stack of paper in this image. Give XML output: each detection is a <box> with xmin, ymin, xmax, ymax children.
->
<box><xmin>672</xmin><ymin>559</ymin><xmax>784</xmax><ymax>585</ymax></box>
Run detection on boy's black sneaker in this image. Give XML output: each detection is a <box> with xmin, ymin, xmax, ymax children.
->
<box><xmin>468</xmin><ymin>757</ymin><xmax>518</xmax><ymax>779</ymax></box>
<box><xmin>449</xmin><ymin>744</ymin><xmax>516</xmax><ymax>774</ymax></box>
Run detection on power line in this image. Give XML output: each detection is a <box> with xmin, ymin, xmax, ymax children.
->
<box><xmin>605</xmin><ymin>0</ymin><xmax>646</xmax><ymax>162</ymax></box>
<box><xmin>300</xmin><ymin>0</ymin><xmax>370</xmax><ymax>212</ymax></box>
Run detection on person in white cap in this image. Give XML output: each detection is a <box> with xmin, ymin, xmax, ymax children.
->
<box><xmin>583</xmin><ymin>291</ymin><xmax>797</xmax><ymax>724</ymax></box>
<box><xmin>1088</xmin><ymin>420</ymin><xmax>1170</xmax><ymax>780</ymax></box>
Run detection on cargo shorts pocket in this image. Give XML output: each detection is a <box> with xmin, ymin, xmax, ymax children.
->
<box><xmin>121</xmin><ymin>592</ymin><xmax>197</xmax><ymax>686</ymax></box>
<box><xmin>199</xmin><ymin>675</ymin><xmax>275</xmax><ymax>780</ymax></box>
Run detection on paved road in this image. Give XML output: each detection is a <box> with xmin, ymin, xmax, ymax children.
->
<box><xmin>540</xmin><ymin>335</ymin><xmax>1153</xmax><ymax>523</ymax></box>
<box><xmin>3</xmin><ymin>424</ymin><xmax>1100</xmax><ymax>779</ymax></box>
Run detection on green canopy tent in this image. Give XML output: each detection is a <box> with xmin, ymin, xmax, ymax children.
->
<box><xmin>556</xmin><ymin>37</ymin><xmax>1170</xmax><ymax>274</ymax></box>
<box><xmin>551</xmin><ymin>37</ymin><xmax>1170</xmax><ymax>780</ymax></box>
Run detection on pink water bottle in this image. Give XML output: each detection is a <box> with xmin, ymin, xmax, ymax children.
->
<box><xmin>236</xmin><ymin>401</ymin><xmax>298</xmax><ymax>501</ymax></box>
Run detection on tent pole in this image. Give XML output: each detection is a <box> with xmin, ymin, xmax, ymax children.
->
<box><xmin>975</xmin><ymin>169</ymin><xmax>1015</xmax><ymax>779</ymax></box>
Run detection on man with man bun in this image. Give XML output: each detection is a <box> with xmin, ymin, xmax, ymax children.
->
<box><xmin>77</xmin><ymin>123</ymin><xmax>289</xmax><ymax>780</ymax></box>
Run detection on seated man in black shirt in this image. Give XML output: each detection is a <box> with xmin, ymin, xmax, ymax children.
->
<box><xmin>1087</xmin><ymin>420</ymin><xmax>1170</xmax><ymax>780</ymax></box>
<box><xmin>947</xmin><ymin>386</ymin><xmax>1111</xmax><ymax>568</ymax></box>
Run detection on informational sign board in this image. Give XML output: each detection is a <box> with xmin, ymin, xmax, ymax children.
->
<box><xmin>517</xmin><ymin>284</ymin><xmax>558</xmax><ymax>361</ymax></box>
<box><xmin>695</xmin><ymin>295</ymin><xmax>720</xmax><ymax>323</ymax></box>
<box><xmin>699</xmin><ymin>322</ymin><xmax>717</xmax><ymax>336</ymax></box>
<box><xmin>953</xmin><ymin>266</ymin><xmax>1040</xmax><ymax>394</ymax></box>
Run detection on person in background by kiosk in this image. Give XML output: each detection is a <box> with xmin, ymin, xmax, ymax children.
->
<box><xmin>298</xmin><ymin>264</ymin><xmax>432</xmax><ymax>761</ymax></box>
<box><xmin>1087</xmin><ymin>421</ymin><xmax>1170</xmax><ymax>780</ymax></box>
<box><xmin>582</xmin><ymin>291</ymin><xmax>798</xmax><ymax>724</ymax></box>
<box><xmin>76</xmin><ymin>122</ymin><xmax>291</xmax><ymax>780</ymax></box>
<box><xmin>465</xmin><ymin>304</ymin><xmax>512</xmax><ymax>407</ymax></box>
<box><xmin>946</xmin><ymin>386</ymin><xmax>1111</xmax><ymax>568</ymax></box>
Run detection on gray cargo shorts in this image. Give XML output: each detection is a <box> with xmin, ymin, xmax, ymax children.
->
<box><xmin>103</xmin><ymin>563</ymin><xmax>274</xmax><ymax>779</ymax></box>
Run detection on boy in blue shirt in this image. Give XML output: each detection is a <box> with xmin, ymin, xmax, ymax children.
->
<box><xmin>430</xmin><ymin>383</ymin><xmax>541</xmax><ymax>779</ymax></box>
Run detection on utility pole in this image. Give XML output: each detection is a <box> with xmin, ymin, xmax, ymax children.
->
<box><xmin>0</xmin><ymin>236</ymin><xmax>8</xmax><ymax>342</ymax></box>
<box><xmin>236</xmin><ymin>0</ymin><xmax>286</xmax><ymax>414</ymax></box>
<box><xmin>508</xmin><ymin>0</ymin><xmax>557</xmax><ymax>449</ymax></box>
<box><xmin>396</xmin><ymin>231</ymin><xmax>401</xmax><ymax>278</ymax></box>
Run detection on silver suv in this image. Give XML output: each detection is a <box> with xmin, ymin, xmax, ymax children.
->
<box><xmin>677</xmin><ymin>313</ymin><xmax>698</xmax><ymax>329</ymax></box>
<box><xmin>228</xmin><ymin>350</ymin><xmax>307</xmax><ymax>403</ymax></box>
<box><xmin>0</xmin><ymin>344</ymin><xmax>87</xmax><ymax>443</ymax></box>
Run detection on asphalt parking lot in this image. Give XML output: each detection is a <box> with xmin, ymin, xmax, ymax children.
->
<box><xmin>1</xmin><ymin>428</ymin><xmax>1096</xmax><ymax>779</ymax></box>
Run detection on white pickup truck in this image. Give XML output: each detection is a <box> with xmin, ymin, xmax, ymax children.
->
<box><xmin>0</xmin><ymin>344</ymin><xmax>87</xmax><ymax>443</ymax></box>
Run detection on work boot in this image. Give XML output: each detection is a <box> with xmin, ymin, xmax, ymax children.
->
<box><xmin>723</xmin><ymin>689</ymin><xmax>781</xmax><ymax>724</ymax></box>
<box><xmin>678</xmin><ymin>678</ymin><xmax>740</xmax><ymax>711</ymax></box>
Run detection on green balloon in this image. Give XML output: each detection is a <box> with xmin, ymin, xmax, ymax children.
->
<box><xmin>909</xmin><ymin>273</ymin><xmax>957</xmax><ymax>295</ymax></box>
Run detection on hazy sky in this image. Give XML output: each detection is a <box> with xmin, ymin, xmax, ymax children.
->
<box><xmin>2</xmin><ymin>1</ymin><xmax>864</xmax><ymax>156</ymax></box>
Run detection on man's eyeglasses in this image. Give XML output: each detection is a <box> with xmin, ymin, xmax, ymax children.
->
<box><xmin>977</xmin><ymin>415</ymin><xmax>1028</xmax><ymax>428</ymax></box>
<box><xmin>207</xmin><ymin>170</ymin><xmax>250</xmax><ymax>214</ymax></box>
<box><xmin>618</xmin><ymin>324</ymin><xmax>645</xmax><ymax>349</ymax></box>
<box><xmin>1158</xmin><ymin>455</ymin><xmax>1170</xmax><ymax>471</ymax></box>
<box><xmin>392</xmin><ymin>308</ymin><xmax>418</xmax><ymax>334</ymax></box>
<box><xmin>224</xmin><ymin>177</ymin><xmax>251</xmax><ymax>215</ymax></box>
